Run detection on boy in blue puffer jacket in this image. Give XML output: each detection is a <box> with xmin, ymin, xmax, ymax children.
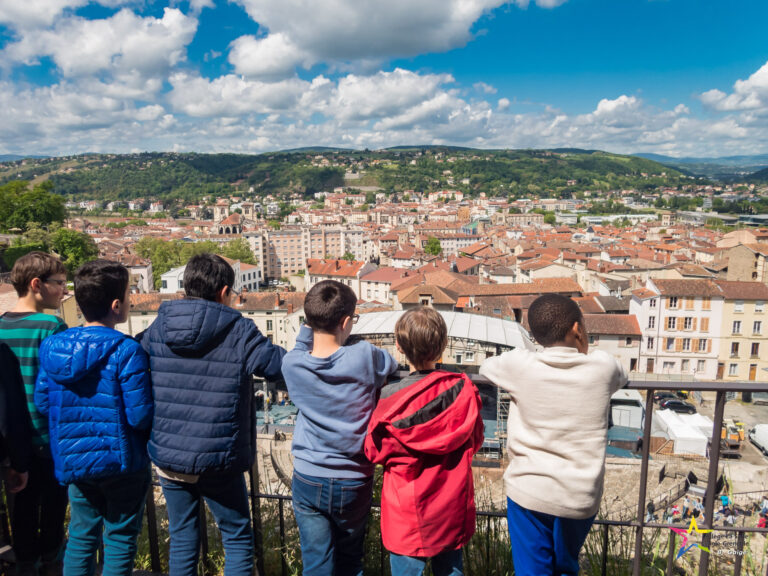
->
<box><xmin>140</xmin><ymin>253</ymin><xmax>286</xmax><ymax>576</ymax></box>
<box><xmin>36</xmin><ymin>260</ymin><xmax>153</xmax><ymax>576</ymax></box>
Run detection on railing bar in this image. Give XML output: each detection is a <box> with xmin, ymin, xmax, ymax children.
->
<box><xmin>279</xmin><ymin>498</ymin><xmax>287</xmax><ymax>576</ymax></box>
<box><xmin>601</xmin><ymin>522</ymin><xmax>609</xmax><ymax>576</ymax></box>
<box><xmin>199</xmin><ymin>501</ymin><xmax>209</xmax><ymax>576</ymax></box>
<box><xmin>145</xmin><ymin>488</ymin><xmax>162</xmax><ymax>573</ymax></box>
<box><xmin>698</xmin><ymin>390</ymin><xmax>726</xmax><ymax>576</ymax></box>
<box><xmin>734</xmin><ymin>531</ymin><xmax>745</xmax><ymax>576</ymax></box>
<box><xmin>250</xmin><ymin>466</ymin><xmax>265</xmax><ymax>576</ymax></box>
<box><xmin>486</xmin><ymin>514</ymin><xmax>491</xmax><ymax>572</ymax></box>
<box><xmin>632</xmin><ymin>387</ymin><xmax>655</xmax><ymax>576</ymax></box>
<box><xmin>665</xmin><ymin>531</ymin><xmax>675</xmax><ymax>576</ymax></box>
<box><xmin>380</xmin><ymin>519</ymin><xmax>385</xmax><ymax>575</ymax></box>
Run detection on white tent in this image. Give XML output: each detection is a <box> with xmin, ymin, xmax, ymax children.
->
<box><xmin>652</xmin><ymin>409</ymin><xmax>708</xmax><ymax>457</ymax></box>
<box><xmin>679</xmin><ymin>413</ymin><xmax>714</xmax><ymax>440</ymax></box>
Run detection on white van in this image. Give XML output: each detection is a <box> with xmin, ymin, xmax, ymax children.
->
<box><xmin>748</xmin><ymin>424</ymin><xmax>768</xmax><ymax>455</ymax></box>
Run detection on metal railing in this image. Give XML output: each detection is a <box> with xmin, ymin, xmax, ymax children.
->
<box><xmin>3</xmin><ymin>377</ymin><xmax>768</xmax><ymax>575</ymax></box>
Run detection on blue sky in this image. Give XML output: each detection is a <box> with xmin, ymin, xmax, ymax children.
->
<box><xmin>0</xmin><ymin>0</ymin><xmax>767</xmax><ymax>157</ymax></box>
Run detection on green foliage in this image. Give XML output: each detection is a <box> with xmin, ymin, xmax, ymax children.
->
<box><xmin>424</xmin><ymin>236</ymin><xmax>442</xmax><ymax>256</ymax></box>
<box><xmin>365</xmin><ymin>191</ymin><xmax>376</xmax><ymax>204</ymax></box>
<box><xmin>0</xmin><ymin>181</ymin><xmax>66</xmax><ymax>232</ymax></box>
<box><xmin>105</xmin><ymin>219</ymin><xmax>148</xmax><ymax>229</ymax></box>
<box><xmin>2</xmin><ymin>243</ymin><xmax>47</xmax><ymax>269</ymax></box>
<box><xmin>341</xmin><ymin>251</ymin><xmax>355</xmax><ymax>261</ymax></box>
<box><xmin>51</xmin><ymin>228</ymin><xmax>98</xmax><ymax>277</ymax></box>
<box><xmin>222</xmin><ymin>238</ymin><xmax>256</xmax><ymax>265</ymax></box>
<box><xmin>544</xmin><ymin>212</ymin><xmax>557</xmax><ymax>225</ymax></box>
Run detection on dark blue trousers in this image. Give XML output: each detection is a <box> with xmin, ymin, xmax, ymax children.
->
<box><xmin>507</xmin><ymin>497</ymin><xmax>595</xmax><ymax>576</ymax></box>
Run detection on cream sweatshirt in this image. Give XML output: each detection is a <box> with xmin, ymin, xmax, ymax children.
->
<box><xmin>479</xmin><ymin>346</ymin><xmax>627</xmax><ymax>519</ymax></box>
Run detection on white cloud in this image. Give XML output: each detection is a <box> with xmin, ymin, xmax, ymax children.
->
<box><xmin>231</xmin><ymin>0</ymin><xmax>506</xmax><ymax>70</ymax></box>
<box><xmin>512</xmin><ymin>0</ymin><xmax>568</xmax><ymax>8</ymax></box>
<box><xmin>700</xmin><ymin>60</ymin><xmax>768</xmax><ymax>112</ymax></box>
<box><xmin>474</xmin><ymin>82</ymin><xmax>497</xmax><ymax>94</ymax></box>
<box><xmin>3</xmin><ymin>8</ymin><xmax>197</xmax><ymax>79</ymax></box>
<box><xmin>0</xmin><ymin>0</ymin><xmax>135</xmax><ymax>31</ymax></box>
<box><xmin>498</xmin><ymin>97</ymin><xmax>511</xmax><ymax>111</ymax></box>
<box><xmin>228</xmin><ymin>33</ymin><xmax>310</xmax><ymax>79</ymax></box>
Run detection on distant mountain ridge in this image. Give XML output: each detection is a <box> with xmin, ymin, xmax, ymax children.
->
<box><xmin>634</xmin><ymin>152</ymin><xmax>768</xmax><ymax>180</ymax></box>
<box><xmin>0</xmin><ymin>154</ymin><xmax>49</xmax><ymax>162</ymax></box>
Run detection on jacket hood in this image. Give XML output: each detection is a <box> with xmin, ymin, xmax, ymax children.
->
<box><xmin>41</xmin><ymin>327</ymin><xmax>123</xmax><ymax>385</ymax></box>
<box><xmin>376</xmin><ymin>372</ymin><xmax>481</xmax><ymax>455</ymax></box>
<box><xmin>157</xmin><ymin>299</ymin><xmax>241</xmax><ymax>354</ymax></box>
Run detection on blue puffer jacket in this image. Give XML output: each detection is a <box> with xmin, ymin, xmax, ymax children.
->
<box><xmin>140</xmin><ymin>298</ymin><xmax>285</xmax><ymax>475</ymax></box>
<box><xmin>35</xmin><ymin>326</ymin><xmax>153</xmax><ymax>484</ymax></box>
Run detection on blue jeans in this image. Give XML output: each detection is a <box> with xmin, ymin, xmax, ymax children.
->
<box><xmin>291</xmin><ymin>471</ymin><xmax>373</xmax><ymax>576</ymax></box>
<box><xmin>389</xmin><ymin>549</ymin><xmax>464</xmax><ymax>576</ymax></box>
<box><xmin>506</xmin><ymin>497</ymin><xmax>595</xmax><ymax>576</ymax></box>
<box><xmin>64</xmin><ymin>468</ymin><xmax>150</xmax><ymax>576</ymax></box>
<box><xmin>160</xmin><ymin>473</ymin><xmax>253</xmax><ymax>576</ymax></box>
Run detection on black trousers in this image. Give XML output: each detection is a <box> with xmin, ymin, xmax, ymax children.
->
<box><xmin>10</xmin><ymin>453</ymin><xmax>68</xmax><ymax>563</ymax></box>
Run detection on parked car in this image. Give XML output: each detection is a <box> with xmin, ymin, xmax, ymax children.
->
<box><xmin>653</xmin><ymin>391</ymin><xmax>677</xmax><ymax>404</ymax></box>
<box><xmin>659</xmin><ymin>398</ymin><xmax>697</xmax><ymax>414</ymax></box>
<box><xmin>749</xmin><ymin>424</ymin><xmax>768</xmax><ymax>456</ymax></box>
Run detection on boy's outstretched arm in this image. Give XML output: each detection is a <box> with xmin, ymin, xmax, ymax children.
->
<box><xmin>293</xmin><ymin>324</ymin><xmax>313</xmax><ymax>353</ymax></box>
<box><xmin>478</xmin><ymin>353</ymin><xmax>516</xmax><ymax>393</ymax></box>
<box><xmin>34</xmin><ymin>365</ymin><xmax>51</xmax><ymax>418</ymax></box>
<box><xmin>372</xmin><ymin>345</ymin><xmax>399</xmax><ymax>385</ymax></box>
<box><xmin>244</xmin><ymin>321</ymin><xmax>287</xmax><ymax>381</ymax></box>
<box><xmin>120</xmin><ymin>344</ymin><xmax>153</xmax><ymax>431</ymax></box>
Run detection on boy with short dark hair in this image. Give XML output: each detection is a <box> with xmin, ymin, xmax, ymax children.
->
<box><xmin>282</xmin><ymin>279</ymin><xmax>398</xmax><ymax>576</ymax></box>
<box><xmin>140</xmin><ymin>252</ymin><xmax>285</xmax><ymax>576</ymax></box>
<box><xmin>365</xmin><ymin>307</ymin><xmax>484</xmax><ymax>576</ymax></box>
<box><xmin>0</xmin><ymin>251</ymin><xmax>69</xmax><ymax>576</ymax></box>
<box><xmin>479</xmin><ymin>294</ymin><xmax>628</xmax><ymax>576</ymax></box>
<box><xmin>36</xmin><ymin>259</ymin><xmax>153</xmax><ymax>576</ymax></box>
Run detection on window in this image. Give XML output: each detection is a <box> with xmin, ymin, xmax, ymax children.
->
<box><xmin>752</xmin><ymin>343</ymin><xmax>760</xmax><ymax>357</ymax></box>
<box><xmin>267</xmin><ymin>320</ymin><xmax>273</xmax><ymax>331</ymax></box>
<box><xmin>626</xmin><ymin>337</ymin><xmax>633</xmax><ymax>346</ymax></box>
<box><xmin>647</xmin><ymin>337</ymin><xmax>655</xmax><ymax>350</ymax></box>
<box><xmin>663</xmin><ymin>361</ymin><xmax>675</xmax><ymax>372</ymax></box>
<box><xmin>697</xmin><ymin>360</ymin><xmax>706</xmax><ymax>372</ymax></box>
<box><xmin>367</xmin><ymin>290</ymin><xmax>371</xmax><ymax>298</ymax></box>
<box><xmin>648</xmin><ymin>316</ymin><xmax>656</xmax><ymax>329</ymax></box>
<box><xmin>465</xmin><ymin>351</ymin><xmax>475</xmax><ymax>362</ymax></box>
<box><xmin>650</xmin><ymin>298</ymin><xmax>657</xmax><ymax>308</ymax></box>
<box><xmin>682</xmin><ymin>338</ymin><xmax>691</xmax><ymax>351</ymax></box>
<box><xmin>666</xmin><ymin>317</ymin><xmax>677</xmax><ymax>330</ymax></box>
<box><xmin>735</xmin><ymin>300</ymin><xmax>744</xmax><ymax>313</ymax></box>
<box><xmin>729</xmin><ymin>363</ymin><xmax>738</xmax><ymax>377</ymax></box>
<box><xmin>731</xmin><ymin>342</ymin><xmax>739</xmax><ymax>357</ymax></box>
<box><xmin>668</xmin><ymin>296</ymin><xmax>678</xmax><ymax>309</ymax></box>
<box><xmin>179</xmin><ymin>280</ymin><xmax>183</xmax><ymax>289</ymax></box>
<box><xmin>455</xmin><ymin>353</ymin><xmax>462</xmax><ymax>364</ymax></box>
<box><xmin>682</xmin><ymin>359</ymin><xmax>690</xmax><ymax>372</ymax></box>
<box><xmin>733</xmin><ymin>320</ymin><xmax>742</xmax><ymax>334</ymax></box>
<box><xmin>161</xmin><ymin>280</ymin><xmax>167</xmax><ymax>289</ymax></box>
<box><xmin>684</xmin><ymin>317</ymin><xmax>693</xmax><ymax>330</ymax></box>
<box><xmin>757</xmin><ymin>301</ymin><xmax>765</xmax><ymax>313</ymax></box>
<box><xmin>665</xmin><ymin>338</ymin><xmax>675</xmax><ymax>351</ymax></box>
<box><xmin>701</xmin><ymin>317</ymin><xmax>710</xmax><ymax>332</ymax></box>
<box><xmin>702</xmin><ymin>297</ymin><xmax>711</xmax><ymax>310</ymax></box>
<box><xmin>754</xmin><ymin>321</ymin><xmax>762</xmax><ymax>334</ymax></box>
<box><xmin>589</xmin><ymin>335</ymin><xmax>597</xmax><ymax>345</ymax></box>
<box><xmin>685</xmin><ymin>297</ymin><xmax>694</xmax><ymax>310</ymax></box>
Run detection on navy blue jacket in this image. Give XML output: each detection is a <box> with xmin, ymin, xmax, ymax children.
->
<box><xmin>35</xmin><ymin>326</ymin><xmax>153</xmax><ymax>484</ymax></box>
<box><xmin>140</xmin><ymin>298</ymin><xmax>285</xmax><ymax>475</ymax></box>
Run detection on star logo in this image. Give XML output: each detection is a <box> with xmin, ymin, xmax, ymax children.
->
<box><xmin>670</xmin><ymin>517</ymin><xmax>713</xmax><ymax>559</ymax></box>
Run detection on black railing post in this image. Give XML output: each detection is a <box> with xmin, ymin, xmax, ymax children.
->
<box><xmin>734</xmin><ymin>531</ymin><xmax>745</xmax><ymax>576</ymax></box>
<box><xmin>249</xmin><ymin>466</ymin><xmax>265</xmax><ymax>576</ymax></box>
<box><xmin>279</xmin><ymin>498</ymin><xmax>287</xmax><ymax>576</ymax></box>
<box><xmin>145</xmin><ymin>488</ymin><xmax>162</xmax><ymax>573</ymax></box>
<box><xmin>199</xmin><ymin>502</ymin><xmax>209</xmax><ymax>576</ymax></box>
<box><xmin>665</xmin><ymin>531</ymin><xmax>675</xmax><ymax>576</ymax></box>
<box><xmin>601</xmin><ymin>523</ymin><xmax>609</xmax><ymax>576</ymax></box>
<box><xmin>698</xmin><ymin>390</ymin><xmax>726</xmax><ymax>576</ymax></box>
<box><xmin>486</xmin><ymin>515</ymin><xmax>491</xmax><ymax>573</ymax></box>
<box><xmin>632</xmin><ymin>387</ymin><xmax>655</xmax><ymax>576</ymax></box>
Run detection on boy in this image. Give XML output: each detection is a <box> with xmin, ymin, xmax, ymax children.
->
<box><xmin>0</xmin><ymin>252</ymin><xmax>69</xmax><ymax>576</ymax></box>
<box><xmin>140</xmin><ymin>253</ymin><xmax>285</xmax><ymax>576</ymax></box>
<box><xmin>35</xmin><ymin>260</ymin><xmax>153</xmax><ymax>576</ymax></box>
<box><xmin>479</xmin><ymin>294</ymin><xmax>627</xmax><ymax>576</ymax></box>
<box><xmin>1</xmin><ymin>343</ymin><xmax>31</xmax><ymax>495</ymax></box>
<box><xmin>364</xmin><ymin>307</ymin><xmax>484</xmax><ymax>576</ymax></box>
<box><xmin>282</xmin><ymin>280</ymin><xmax>398</xmax><ymax>576</ymax></box>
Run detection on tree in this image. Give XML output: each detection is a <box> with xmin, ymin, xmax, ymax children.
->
<box><xmin>424</xmin><ymin>236</ymin><xmax>442</xmax><ymax>256</ymax></box>
<box><xmin>222</xmin><ymin>238</ymin><xmax>256</xmax><ymax>265</ymax></box>
<box><xmin>0</xmin><ymin>181</ymin><xmax>67</xmax><ymax>232</ymax></box>
<box><xmin>51</xmin><ymin>228</ymin><xmax>98</xmax><ymax>277</ymax></box>
<box><xmin>544</xmin><ymin>213</ymin><xmax>557</xmax><ymax>226</ymax></box>
<box><xmin>365</xmin><ymin>191</ymin><xmax>376</xmax><ymax>205</ymax></box>
<box><xmin>342</xmin><ymin>251</ymin><xmax>355</xmax><ymax>261</ymax></box>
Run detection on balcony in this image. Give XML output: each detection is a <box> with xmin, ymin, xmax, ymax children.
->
<box><xmin>4</xmin><ymin>377</ymin><xmax>764</xmax><ymax>576</ymax></box>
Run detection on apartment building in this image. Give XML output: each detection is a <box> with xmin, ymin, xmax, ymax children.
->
<box><xmin>713</xmin><ymin>280</ymin><xmax>768</xmax><ymax>381</ymax></box>
<box><xmin>630</xmin><ymin>279</ymin><xmax>723</xmax><ymax>380</ymax></box>
<box><xmin>584</xmin><ymin>314</ymin><xmax>642</xmax><ymax>373</ymax></box>
<box><xmin>245</xmin><ymin>226</ymin><xmax>368</xmax><ymax>281</ymax></box>
<box><xmin>305</xmin><ymin>258</ymin><xmax>378</xmax><ymax>300</ymax></box>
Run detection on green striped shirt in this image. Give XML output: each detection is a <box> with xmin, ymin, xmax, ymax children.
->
<box><xmin>0</xmin><ymin>312</ymin><xmax>67</xmax><ymax>449</ymax></box>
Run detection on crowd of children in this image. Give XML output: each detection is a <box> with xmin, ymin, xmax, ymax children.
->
<box><xmin>0</xmin><ymin>250</ymin><xmax>650</xmax><ymax>576</ymax></box>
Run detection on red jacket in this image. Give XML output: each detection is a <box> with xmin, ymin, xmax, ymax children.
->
<box><xmin>364</xmin><ymin>370</ymin><xmax>484</xmax><ymax>557</ymax></box>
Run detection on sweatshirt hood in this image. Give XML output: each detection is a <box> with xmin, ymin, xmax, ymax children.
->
<box><xmin>537</xmin><ymin>346</ymin><xmax>588</xmax><ymax>369</ymax></box>
<box><xmin>40</xmin><ymin>326</ymin><xmax>123</xmax><ymax>385</ymax></box>
<box><xmin>157</xmin><ymin>299</ymin><xmax>241</xmax><ymax>354</ymax></box>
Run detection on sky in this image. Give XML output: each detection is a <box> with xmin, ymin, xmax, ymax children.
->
<box><xmin>1</xmin><ymin>0</ymin><xmax>768</xmax><ymax>158</ymax></box>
